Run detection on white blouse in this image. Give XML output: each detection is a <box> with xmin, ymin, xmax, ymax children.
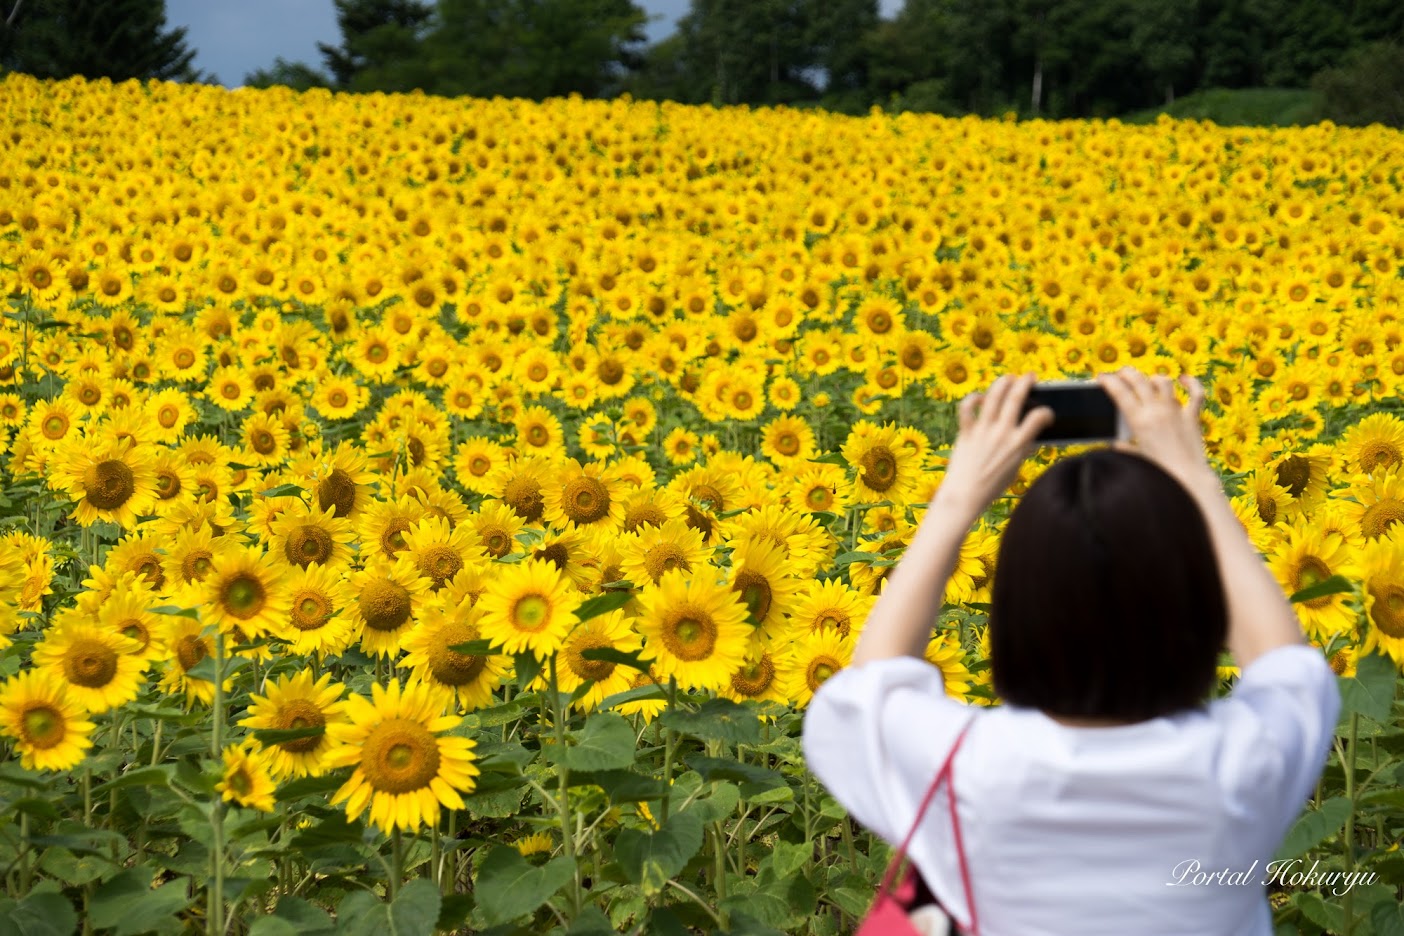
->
<box><xmin>801</xmin><ymin>643</ymin><xmax>1341</xmax><ymax>936</ymax></box>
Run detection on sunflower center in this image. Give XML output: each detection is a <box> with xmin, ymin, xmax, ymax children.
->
<box><xmin>504</xmin><ymin>477</ymin><xmax>545</xmax><ymax>522</ymax></box>
<box><xmin>1361</xmin><ymin>500</ymin><xmax>1404</xmax><ymax>539</ymax></box>
<box><xmin>512</xmin><ymin>595</ymin><xmax>552</xmax><ymax>632</ymax></box>
<box><xmin>1361</xmin><ymin>442</ymin><xmax>1402</xmax><ymax>473</ymax></box>
<box><xmin>567</xmin><ymin>632</ymin><xmax>616</xmax><ymax>682</ymax></box>
<box><xmin>1369</xmin><ymin>582</ymin><xmax>1404</xmax><ymax>638</ymax></box>
<box><xmin>1256</xmin><ymin>496</ymin><xmax>1278</xmax><ymax>525</ymax></box>
<box><xmin>84</xmin><ymin>459</ymin><xmax>136</xmax><ymax>510</ymax></box>
<box><xmin>623</xmin><ymin>505</ymin><xmax>667</xmax><ymax>533</ymax></box>
<box><xmin>662</xmin><ymin>611</ymin><xmax>717</xmax><ymax>661</ymax></box>
<box><xmin>807</xmin><ymin>655</ymin><xmax>841</xmax><ymax>691</ymax></box>
<box><xmin>733</xmin><ymin>570</ymin><xmax>772</xmax><ymax>622</ymax></box>
<box><xmin>815</xmin><ymin>612</ymin><xmax>851</xmax><ymax>638</ymax></box>
<box><xmin>774</xmin><ymin>432</ymin><xmax>800</xmax><ymax>456</ymax></box>
<box><xmin>222</xmin><ymin>573</ymin><xmax>267</xmax><ymax>619</ymax></box>
<box><xmin>176</xmin><ymin>634</ymin><xmax>208</xmax><ymax>672</ymax></box>
<box><xmin>182</xmin><ymin>550</ymin><xmax>214</xmax><ymax>583</ymax></box>
<box><xmin>1295</xmin><ymin>557</ymin><xmax>1335</xmax><ymax>608</ymax></box>
<box><xmin>317</xmin><ymin>469</ymin><xmax>358</xmax><ymax>517</ymax></box>
<box><xmin>361</xmin><ymin>718</ymin><xmax>442</xmax><ymax>794</ymax></box>
<box><xmin>1275</xmin><ymin>456</ymin><xmax>1310</xmax><ymax>497</ymax></box>
<box><xmin>480</xmin><ymin>528</ymin><xmax>512</xmax><ymax>558</ymax></box>
<box><xmin>252</xmin><ymin>431</ymin><xmax>277</xmax><ymax>455</ymax></box>
<box><xmin>428</xmin><ymin>625</ymin><xmax>489</xmax><ymax>686</ymax></box>
<box><xmin>860</xmin><ymin>446</ymin><xmax>897</xmax><ymax>492</ymax></box>
<box><xmin>643</xmin><ymin>544</ymin><xmax>690</xmax><ymax>582</ymax></box>
<box><xmin>418</xmin><ymin>545</ymin><xmax>463</xmax><ymax>589</ymax></box>
<box><xmin>563</xmin><ymin>476</ymin><xmax>610</xmax><ymax>524</ymax></box>
<box><xmin>290</xmin><ymin>591</ymin><xmax>333</xmax><ymax>631</ymax></box>
<box><xmin>469</xmin><ymin>455</ymin><xmax>492</xmax><ymax>476</ymax></box>
<box><xmin>286</xmin><ymin>525</ymin><xmax>334</xmax><ymax>567</ymax></box>
<box><xmin>526</xmin><ymin>425</ymin><xmax>549</xmax><ymax>446</ymax></box>
<box><xmin>21</xmin><ymin>705</ymin><xmax>64</xmax><ymax>748</ymax></box>
<box><xmin>155</xmin><ymin>470</ymin><xmax>181</xmax><ymax>499</ymax></box>
<box><xmin>361</xmin><ymin>580</ymin><xmax>413</xmax><ymax>631</ymax></box>
<box><xmin>276</xmin><ymin>700</ymin><xmax>327</xmax><ymax>753</ymax></box>
<box><xmin>63</xmin><ymin>638</ymin><xmax>118</xmax><ymax>688</ymax></box>
<box><xmin>805</xmin><ymin>486</ymin><xmax>834</xmax><ymax>510</ymax></box>
<box><xmin>730</xmin><ymin>655</ymin><xmax>775</xmax><ymax>697</ymax></box>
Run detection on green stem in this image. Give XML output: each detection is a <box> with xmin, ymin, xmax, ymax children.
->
<box><xmin>549</xmin><ymin>655</ymin><xmax>583</xmax><ymax>914</ymax></box>
<box><xmin>390</xmin><ymin>828</ymin><xmax>403</xmax><ymax>901</ymax></box>
<box><xmin>840</xmin><ymin>816</ymin><xmax>860</xmax><ymax>875</ymax></box>
<box><xmin>660</xmin><ymin>676</ymin><xmax>678</xmax><ymax>823</ymax></box>
<box><xmin>1342</xmin><ymin>712</ymin><xmax>1359</xmax><ymax>936</ymax></box>
<box><xmin>209</xmin><ymin>632</ymin><xmax>227</xmax><ymax>936</ymax></box>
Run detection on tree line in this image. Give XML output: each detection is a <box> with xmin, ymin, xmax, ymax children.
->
<box><xmin>1</xmin><ymin>0</ymin><xmax>1401</xmax><ymax>125</ymax></box>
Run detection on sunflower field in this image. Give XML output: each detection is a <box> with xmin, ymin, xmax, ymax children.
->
<box><xmin>0</xmin><ymin>70</ymin><xmax>1403</xmax><ymax>935</ymax></box>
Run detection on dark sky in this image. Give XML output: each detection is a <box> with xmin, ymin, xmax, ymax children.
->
<box><xmin>166</xmin><ymin>0</ymin><xmax>901</xmax><ymax>87</ymax></box>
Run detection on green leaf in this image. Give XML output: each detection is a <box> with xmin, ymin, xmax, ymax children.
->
<box><xmin>435</xmin><ymin>894</ymin><xmax>474</xmax><ymax>932</ymax></box>
<box><xmin>1373</xmin><ymin>900</ymin><xmax>1404</xmax><ymax>936</ymax></box>
<box><xmin>335</xmin><ymin>883</ymin><xmax>440</xmax><ymax>936</ymax></box>
<box><xmin>615</xmin><ymin>808</ymin><xmax>706</xmax><ymax>896</ymax></box>
<box><xmin>248</xmin><ymin>920</ymin><xmax>300</xmax><ymax>936</ymax></box>
<box><xmin>760</xmin><ymin>841</ymin><xmax>810</xmax><ymax>881</ymax></box>
<box><xmin>1274</xmin><ymin>796</ymin><xmax>1352</xmax><ymax>861</ymax></box>
<box><xmin>270</xmin><ymin>896</ymin><xmax>334</xmax><ymax>931</ymax></box>
<box><xmin>1294</xmin><ymin>891</ymin><xmax>1345</xmax><ymax>932</ymax></box>
<box><xmin>833</xmin><ymin>551</ymin><xmax>876</xmax><ymax>566</ymax></box>
<box><xmin>473</xmin><ymin>848</ymin><xmax>575</xmax><ymax>926</ymax></box>
<box><xmin>9</xmin><ymin>797</ymin><xmax>60</xmax><ymax>822</ymax></box>
<box><xmin>514</xmin><ymin>651</ymin><xmax>544</xmax><ymax>689</ymax></box>
<box><xmin>660</xmin><ymin>698</ymin><xmax>761</xmax><ymax>745</ymax></box>
<box><xmin>1290</xmin><ymin>574</ymin><xmax>1353</xmax><ymax>604</ymax></box>
<box><xmin>1338</xmin><ymin>652</ymin><xmax>1398</xmax><ymax>722</ymax></box>
<box><xmin>276</xmin><ymin>773</ymin><xmax>347</xmax><ymax>802</ymax></box>
<box><xmin>90</xmin><ymin>870</ymin><xmax>191</xmax><ymax>936</ymax></box>
<box><xmin>90</xmin><ymin>765</ymin><xmax>174</xmax><ymax>796</ymax></box>
<box><xmin>575</xmin><ymin>590</ymin><xmax>634</xmax><ymax>622</ymax></box>
<box><xmin>564</xmin><ymin>906</ymin><xmax>615</xmax><ymax>936</ymax></box>
<box><xmin>0</xmin><ymin>888</ymin><xmax>79</xmax><ymax>936</ymax></box>
<box><xmin>579</xmin><ymin>645</ymin><xmax>651</xmax><ymax>673</ymax></box>
<box><xmin>252</xmin><ymin>725</ymin><xmax>326</xmax><ymax>746</ymax></box>
<box><xmin>446</xmin><ymin>639</ymin><xmax>500</xmax><ymax>656</ymax></box>
<box><xmin>259</xmin><ymin>484</ymin><xmax>304</xmax><ymax>498</ymax></box>
<box><xmin>684</xmin><ymin>755</ymin><xmax>786</xmax><ymax>790</ymax></box>
<box><xmin>600</xmin><ymin>683</ymin><xmax>665</xmax><ymax>711</ymax></box>
<box><xmin>542</xmin><ymin>712</ymin><xmax>635</xmax><ymax>772</ymax></box>
<box><xmin>148</xmin><ymin>605</ymin><xmax>200</xmax><ymax>619</ymax></box>
<box><xmin>807</xmin><ymin>452</ymin><xmax>848</xmax><ymax>466</ymax></box>
<box><xmin>567</xmin><ymin>768</ymin><xmax>667</xmax><ymax>801</ymax></box>
<box><xmin>38</xmin><ymin>847</ymin><xmax>106</xmax><ymax>886</ymax></box>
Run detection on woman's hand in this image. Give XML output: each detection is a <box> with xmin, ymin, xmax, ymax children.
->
<box><xmin>1096</xmin><ymin>367</ymin><xmax>1215</xmax><ymax>494</ymax></box>
<box><xmin>934</xmin><ymin>373</ymin><xmax>1054</xmax><ymax>522</ymax></box>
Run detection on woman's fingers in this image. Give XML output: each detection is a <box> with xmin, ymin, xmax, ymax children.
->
<box><xmin>979</xmin><ymin>374</ymin><xmax>1013</xmax><ymax>425</ymax></box>
<box><xmin>1015</xmin><ymin>404</ymin><xmax>1054</xmax><ymax>446</ymax></box>
<box><xmin>996</xmin><ymin>372</ymin><xmax>1037</xmax><ymax>426</ymax></box>
<box><xmin>1181</xmin><ymin>374</ymin><xmax>1205</xmax><ymax>414</ymax></box>
<box><xmin>958</xmin><ymin>391</ymin><xmax>982</xmax><ymax>433</ymax></box>
<box><xmin>1150</xmin><ymin>375</ymin><xmax>1175</xmax><ymax>400</ymax></box>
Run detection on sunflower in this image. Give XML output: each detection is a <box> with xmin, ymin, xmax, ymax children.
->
<box><xmin>96</xmin><ymin>584</ymin><xmax>166</xmax><ymax>663</ymax></box>
<box><xmin>788</xmin><ymin>578</ymin><xmax>876</xmax><ymax>642</ymax></box>
<box><xmin>239</xmin><ymin>670</ymin><xmax>350</xmax><ymax>779</ymax></box>
<box><xmin>465</xmin><ymin>501</ymin><xmax>526</xmax><ymax>561</ymax></box>
<box><xmin>661</xmin><ymin>427</ymin><xmax>700</xmax><ymax>466</ymax></box>
<box><xmin>1243</xmin><ymin>468</ymin><xmax>1294</xmax><ymax>528</ymax></box>
<box><xmin>727</xmin><ymin>536</ymin><xmax>800</xmax><ymax>633</ymax></box>
<box><xmin>309</xmin><ymin>441</ymin><xmax>379</xmax><ymax>521</ymax></box>
<box><xmin>454</xmin><ymin>437</ymin><xmax>511</xmax><ymax>496</ymax></box>
<box><xmin>476</xmin><ymin>556</ymin><xmax>582</xmax><ymax>660</ymax></box>
<box><xmin>924</xmin><ymin>633</ymin><xmax>975</xmax><ymax>699</ymax></box>
<box><xmin>1270</xmin><ymin>449</ymin><xmax>1332</xmax><ymax>517</ymax></box>
<box><xmin>1359</xmin><ymin>530</ymin><xmax>1404</xmax><ymax>665</ymax></box>
<box><xmin>788</xmin><ymin>465</ymin><xmax>850</xmax><ymax>516</ymax></box>
<box><xmin>1342</xmin><ymin>414</ymin><xmax>1404</xmax><ymax>476</ymax></box>
<box><xmin>402</xmin><ymin>515</ymin><xmax>479</xmax><ymax>592</ymax></box>
<box><xmin>0</xmin><ymin>670</ymin><xmax>95</xmax><ymax>771</ymax></box>
<box><xmin>760</xmin><ymin>415</ymin><xmax>817</xmax><ymax>467</ymax></box>
<box><xmin>343</xmin><ymin>557</ymin><xmax>430</xmax><ymax>659</ymax></box>
<box><xmin>541</xmin><ymin>458</ymin><xmax>627</xmax><ymax>533</ymax></box>
<box><xmin>551</xmin><ymin>607</ymin><xmax>644</xmax><ymax>711</ymax></box>
<box><xmin>32</xmin><ymin>616</ymin><xmax>145</xmax><ymax>714</ymax></box>
<box><xmin>609</xmin><ymin>665</ymin><xmax>669</xmax><ymax>723</ymax></box>
<box><xmin>276</xmin><ymin>563</ymin><xmax>356</xmax><ymax>658</ymax></box>
<box><xmin>356</xmin><ymin>495</ymin><xmax>428</xmax><ymax>563</ymax></box>
<box><xmin>618</xmin><ymin>517</ymin><xmax>713</xmax><ymax>587</ymax></box>
<box><xmin>241</xmin><ymin>411</ymin><xmax>291</xmax><ymax>468</ymax></box>
<box><xmin>216</xmin><ymin>742</ymin><xmax>277</xmax><ymax>812</ymax></box>
<box><xmin>634</xmin><ymin>568</ymin><xmax>752</xmax><ymax>692</ymax></box>
<box><xmin>325</xmin><ymin>678</ymin><xmax>479</xmax><ymax>835</ymax></box>
<box><xmin>1339</xmin><ymin>473</ymin><xmax>1404</xmax><ymax>542</ymax></box>
<box><xmin>618</xmin><ymin>486</ymin><xmax>687</xmax><ymax>535</ymax></box>
<box><xmin>105</xmin><ymin>531</ymin><xmax>169</xmax><ymax>594</ymax></box>
<box><xmin>840</xmin><ymin>421</ymin><xmax>920</xmax><ymax>505</ymax></box>
<box><xmin>160</xmin><ymin>522</ymin><xmax>237</xmax><ymax>601</ymax></box>
<box><xmin>49</xmin><ymin>434</ymin><xmax>158</xmax><ymax>529</ymax></box>
<box><xmin>201</xmin><ymin>547</ymin><xmax>292</xmax><ymax>640</ymax></box>
<box><xmin>777</xmin><ymin>628</ymin><xmax>853</xmax><ymax>708</ymax></box>
<box><xmin>515</xmin><ymin>405</ymin><xmax>566</xmax><ymax>459</ymax></box>
<box><xmin>722</xmin><ymin>649</ymin><xmax>786</xmax><ymax>705</ymax></box>
<box><xmin>269</xmin><ymin>500</ymin><xmax>357</xmax><ymax>571</ymax></box>
<box><xmin>401</xmin><ymin>598</ymin><xmax>512</xmax><ymax>711</ymax></box>
<box><xmin>1267</xmin><ymin>522</ymin><xmax>1359</xmax><ymax>642</ymax></box>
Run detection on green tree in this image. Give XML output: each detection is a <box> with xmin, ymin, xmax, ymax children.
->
<box><xmin>802</xmin><ymin>0</ymin><xmax>878</xmax><ymax>107</ymax></box>
<box><xmin>1313</xmin><ymin>40</ymin><xmax>1404</xmax><ymax>128</ymax></box>
<box><xmin>675</xmin><ymin>0</ymin><xmax>818</xmax><ymax>106</ymax></box>
<box><xmin>0</xmin><ymin>0</ymin><xmax>199</xmax><ymax>82</ymax></box>
<box><xmin>244</xmin><ymin>58</ymin><xmax>333</xmax><ymax>92</ymax></box>
<box><xmin>1128</xmin><ymin>0</ymin><xmax>1198</xmax><ymax>104</ymax></box>
<box><xmin>317</xmin><ymin>0</ymin><xmax>433</xmax><ymax>90</ymax></box>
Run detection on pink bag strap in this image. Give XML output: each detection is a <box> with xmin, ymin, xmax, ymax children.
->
<box><xmin>875</xmin><ymin>717</ymin><xmax>979</xmax><ymax>934</ymax></box>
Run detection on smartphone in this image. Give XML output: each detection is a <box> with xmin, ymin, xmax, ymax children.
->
<box><xmin>1019</xmin><ymin>380</ymin><xmax>1128</xmax><ymax>446</ymax></box>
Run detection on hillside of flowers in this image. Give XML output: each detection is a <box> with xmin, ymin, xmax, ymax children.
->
<box><xmin>0</xmin><ymin>72</ymin><xmax>1403</xmax><ymax>935</ymax></box>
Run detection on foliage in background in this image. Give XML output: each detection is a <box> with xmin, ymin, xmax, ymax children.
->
<box><xmin>0</xmin><ymin>0</ymin><xmax>200</xmax><ymax>83</ymax></box>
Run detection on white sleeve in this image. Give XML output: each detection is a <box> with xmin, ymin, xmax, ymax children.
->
<box><xmin>1215</xmin><ymin>643</ymin><xmax>1341</xmax><ymax>842</ymax></box>
<box><xmin>801</xmin><ymin>655</ymin><xmax>974</xmax><ymax>846</ymax></box>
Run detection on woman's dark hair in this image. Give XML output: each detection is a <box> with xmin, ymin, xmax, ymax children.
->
<box><xmin>989</xmin><ymin>449</ymin><xmax>1227</xmax><ymax>721</ymax></box>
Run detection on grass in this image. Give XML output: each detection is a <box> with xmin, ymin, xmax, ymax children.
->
<box><xmin>1123</xmin><ymin>87</ymin><xmax>1322</xmax><ymax>127</ymax></box>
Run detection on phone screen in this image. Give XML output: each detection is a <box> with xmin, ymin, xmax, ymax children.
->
<box><xmin>1021</xmin><ymin>384</ymin><xmax>1119</xmax><ymax>443</ymax></box>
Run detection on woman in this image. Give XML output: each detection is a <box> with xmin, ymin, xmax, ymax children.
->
<box><xmin>801</xmin><ymin>367</ymin><xmax>1340</xmax><ymax>935</ymax></box>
